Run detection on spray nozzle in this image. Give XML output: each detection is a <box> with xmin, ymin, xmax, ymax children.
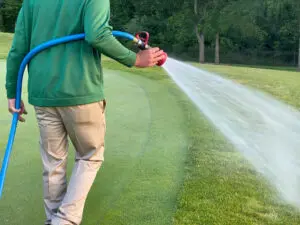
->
<box><xmin>134</xmin><ymin>31</ymin><xmax>168</xmax><ymax>66</ymax></box>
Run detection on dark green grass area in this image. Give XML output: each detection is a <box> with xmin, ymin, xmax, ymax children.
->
<box><xmin>1</xmin><ymin>53</ymin><xmax>300</xmax><ymax>225</ymax></box>
<box><xmin>102</xmin><ymin>60</ymin><xmax>300</xmax><ymax>225</ymax></box>
<box><xmin>172</xmin><ymin>62</ymin><xmax>300</xmax><ymax>225</ymax></box>
<box><xmin>172</xmin><ymin>98</ymin><xmax>300</xmax><ymax>225</ymax></box>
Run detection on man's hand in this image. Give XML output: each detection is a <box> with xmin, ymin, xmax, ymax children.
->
<box><xmin>8</xmin><ymin>99</ymin><xmax>28</xmax><ymax>122</ymax></box>
<box><xmin>135</xmin><ymin>48</ymin><xmax>166</xmax><ymax>68</ymax></box>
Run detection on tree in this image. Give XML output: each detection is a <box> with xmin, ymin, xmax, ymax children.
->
<box><xmin>194</xmin><ymin>0</ymin><xmax>210</xmax><ymax>63</ymax></box>
<box><xmin>110</xmin><ymin>0</ymin><xmax>135</xmax><ymax>31</ymax></box>
<box><xmin>288</xmin><ymin>0</ymin><xmax>300</xmax><ymax>70</ymax></box>
<box><xmin>1</xmin><ymin>0</ymin><xmax>22</xmax><ymax>32</ymax></box>
<box><xmin>261</xmin><ymin>0</ymin><xmax>300</xmax><ymax>68</ymax></box>
<box><xmin>202</xmin><ymin>0</ymin><xmax>231</xmax><ymax>64</ymax></box>
<box><xmin>1</xmin><ymin>0</ymin><xmax>299</xmax><ymax>68</ymax></box>
<box><xmin>210</xmin><ymin>0</ymin><xmax>266</xmax><ymax>64</ymax></box>
<box><xmin>0</xmin><ymin>0</ymin><xmax>4</xmax><ymax>31</ymax></box>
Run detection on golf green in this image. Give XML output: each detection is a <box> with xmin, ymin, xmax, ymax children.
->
<box><xmin>0</xmin><ymin>62</ymin><xmax>188</xmax><ymax>224</ymax></box>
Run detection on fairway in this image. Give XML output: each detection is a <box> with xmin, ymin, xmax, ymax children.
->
<box><xmin>1</xmin><ymin>0</ymin><xmax>300</xmax><ymax>222</ymax></box>
<box><xmin>0</xmin><ymin>33</ymin><xmax>13</xmax><ymax>59</ymax></box>
<box><xmin>0</xmin><ymin>60</ymin><xmax>188</xmax><ymax>224</ymax></box>
<box><xmin>1</xmin><ymin>58</ymin><xmax>300</xmax><ymax>225</ymax></box>
<box><xmin>194</xmin><ymin>63</ymin><xmax>300</xmax><ymax>108</ymax></box>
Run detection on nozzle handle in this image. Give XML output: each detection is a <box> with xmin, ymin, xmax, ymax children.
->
<box><xmin>135</xmin><ymin>31</ymin><xmax>168</xmax><ymax>66</ymax></box>
<box><xmin>135</xmin><ymin>32</ymin><xmax>149</xmax><ymax>45</ymax></box>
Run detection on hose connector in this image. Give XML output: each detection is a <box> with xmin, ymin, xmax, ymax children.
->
<box><xmin>135</xmin><ymin>39</ymin><xmax>149</xmax><ymax>50</ymax></box>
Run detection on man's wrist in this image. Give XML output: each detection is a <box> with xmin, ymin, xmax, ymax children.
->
<box><xmin>126</xmin><ymin>51</ymin><xmax>137</xmax><ymax>68</ymax></box>
<box><xmin>7</xmin><ymin>92</ymin><xmax>16</xmax><ymax>99</ymax></box>
<box><xmin>134</xmin><ymin>53</ymin><xmax>140</xmax><ymax>67</ymax></box>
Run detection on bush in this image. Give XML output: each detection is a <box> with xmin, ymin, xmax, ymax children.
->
<box><xmin>1</xmin><ymin>0</ymin><xmax>22</xmax><ymax>32</ymax></box>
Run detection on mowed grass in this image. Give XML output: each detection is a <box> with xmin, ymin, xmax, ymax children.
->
<box><xmin>194</xmin><ymin>63</ymin><xmax>300</xmax><ymax>108</ymax></box>
<box><xmin>0</xmin><ymin>32</ymin><xmax>13</xmax><ymax>59</ymax></box>
<box><xmin>1</xmin><ymin>32</ymin><xmax>300</xmax><ymax>224</ymax></box>
<box><xmin>173</xmin><ymin>62</ymin><xmax>300</xmax><ymax>225</ymax></box>
<box><xmin>0</xmin><ymin>60</ymin><xmax>189</xmax><ymax>224</ymax></box>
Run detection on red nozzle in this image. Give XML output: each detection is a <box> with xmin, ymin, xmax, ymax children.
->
<box><xmin>157</xmin><ymin>52</ymin><xmax>168</xmax><ymax>66</ymax></box>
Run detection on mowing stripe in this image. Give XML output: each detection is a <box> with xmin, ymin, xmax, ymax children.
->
<box><xmin>0</xmin><ymin>64</ymin><xmax>188</xmax><ymax>225</ymax></box>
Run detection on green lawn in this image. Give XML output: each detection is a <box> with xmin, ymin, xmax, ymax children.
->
<box><xmin>194</xmin><ymin>63</ymin><xmax>300</xmax><ymax>108</ymax></box>
<box><xmin>0</xmin><ymin>32</ymin><xmax>13</xmax><ymax>59</ymax></box>
<box><xmin>0</xmin><ymin>61</ymin><xmax>188</xmax><ymax>224</ymax></box>
<box><xmin>1</xmin><ymin>33</ymin><xmax>300</xmax><ymax>224</ymax></box>
<box><xmin>173</xmin><ymin>63</ymin><xmax>300</xmax><ymax>225</ymax></box>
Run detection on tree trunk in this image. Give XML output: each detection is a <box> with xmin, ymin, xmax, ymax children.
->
<box><xmin>0</xmin><ymin>9</ymin><xmax>3</xmax><ymax>32</ymax></box>
<box><xmin>298</xmin><ymin>36</ymin><xmax>300</xmax><ymax>70</ymax></box>
<box><xmin>194</xmin><ymin>0</ymin><xmax>205</xmax><ymax>64</ymax></box>
<box><xmin>297</xmin><ymin>16</ymin><xmax>300</xmax><ymax>71</ymax></box>
<box><xmin>0</xmin><ymin>0</ymin><xmax>3</xmax><ymax>31</ymax></box>
<box><xmin>200</xmin><ymin>33</ymin><xmax>205</xmax><ymax>63</ymax></box>
<box><xmin>195</xmin><ymin>25</ymin><xmax>205</xmax><ymax>64</ymax></box>
<box><xmin>215</xmin><ymin>32</ymin><xmax>220</xmax><ymax>64</ymax></box>
<box><xmin>0</xmin><ymin>13</ymin><xmax>3</xmax><ymax>32</ymax></box>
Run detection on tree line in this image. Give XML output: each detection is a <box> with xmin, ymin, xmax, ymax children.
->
<box><xmin>1</xmin><ymin>0</ymin><xmax>299</xmax><ymax>68</ymax></box>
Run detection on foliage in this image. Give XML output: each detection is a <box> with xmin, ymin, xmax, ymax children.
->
<box><xmin>0</xmin><ymin>0</ymin><xmax>22</xmax><ymax>32</ymax></box>
<box><xmin>0</xmin><ymin>0</ymin><xmax>299</xmax><ymax>66</ymax></box>
<box><xmin>110</xmin><ymin>0</ymin><xmax>299</xmax><ymax>66</ymax></box>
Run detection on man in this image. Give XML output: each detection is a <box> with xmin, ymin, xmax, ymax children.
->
<box><xmin>5</xmin><ymin>0</ymin><xmax>165</xmax><ymax>224</ymax></box>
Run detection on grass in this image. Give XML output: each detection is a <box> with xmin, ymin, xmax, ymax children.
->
<box><xmin>0</xmin><ymin>32</ymin><xmax>13</xmax><ymax>59</ymax></box>
<box><xmin>171</xmin><ymin>62</ymin><xmax>300</xmax><ymax>225</ymax></box>
<box><xmin>230</xmin><ymin>64</ymin><xmax>298</xmax><ymax>72</ymax></box>
<box><xmin>0</xmin><ymin>61</ymin><xmax>188</xmax><ymax>224</ymax></box>
<box><xmin>1</xmin><ymin>32</ymin><xmax>300</xmax><ymax>224</ymax></box>
<box><xmin>193</xmin><ymin>63</ymin><xmax>300</xmax><ymax>108</ymax></box>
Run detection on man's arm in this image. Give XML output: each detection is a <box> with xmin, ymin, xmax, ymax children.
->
<box><xmin>5</xmin><ymin>6</ymin><xmax>29</xmax><ymax>99</ymax></box>
<box><xmin>5</xmin><ymin>6</ymin><xmax>28</xmax><ymax>122</ymax></box>
<box><xmin>83</xmin><ymin>0</ymin><xmax>166</xmax><ymax>68</ymax></box>
<box><xmin>83</xmin><ymin>0</ymin><xmax>137</xmax><ymax>67</ymax></box>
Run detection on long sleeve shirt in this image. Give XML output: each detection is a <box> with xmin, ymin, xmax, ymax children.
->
<box><xmin>5</xmin><ymin>0</ymin><xmax>136</xmax><ymax>106</ymax></box>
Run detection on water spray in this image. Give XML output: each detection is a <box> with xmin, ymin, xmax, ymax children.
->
<box><xmin>163</xmin><ymin>58</ymin><xmax>300</xmax><ymax>208</ymax></box>
<box><xmin>0</xmin><ymin>30</ymin><xmax>168</xmax><ymax>198</ymax></box>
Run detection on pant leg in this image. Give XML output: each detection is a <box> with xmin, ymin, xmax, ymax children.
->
<box><xmin>34</xmin><ymin>106</ymin><xmax>69</xmax><ymax>225</ymax></box>
<box><xmin>51</xmin><ymin>100</ymin><xmax>106</xmax><ymax>225</ymax></box>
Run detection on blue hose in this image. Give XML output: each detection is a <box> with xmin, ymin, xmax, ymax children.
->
<box><xmin>0</xmin><ymin>31</ymin><xmax>136</xmax><ymax>198</ymax></box>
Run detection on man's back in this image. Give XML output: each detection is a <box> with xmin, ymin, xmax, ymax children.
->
<box><xmin>6</xmin><ymin>0</ymin><xmax>137</xmax><ymax>107</ymax></box>
<box><xmin>26</xmin><ymin>0</ymin><xmax>86</xmax><ymax>49</ymax></box>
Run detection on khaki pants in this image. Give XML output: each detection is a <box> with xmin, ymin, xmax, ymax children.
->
<box><xmin>34</xmin><ymin>100</ymin><xmax>106</xmax><ymax>225</ymax></box>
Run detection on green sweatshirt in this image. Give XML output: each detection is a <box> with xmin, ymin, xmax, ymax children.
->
<box><xmin>5</xmin><ymin>0</ymin><xmax>137</xmax><ymax>106</ymax></box>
